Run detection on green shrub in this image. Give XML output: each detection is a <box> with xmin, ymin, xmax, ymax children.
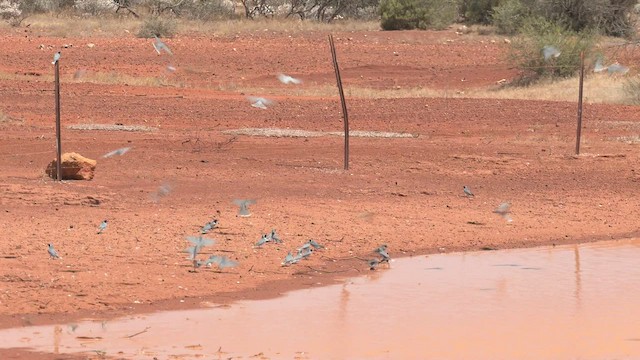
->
<box><xmin>491</xmin><ymin>0</ymin><xmax>529</xmax><ymax>35</ymax></box>
<box><xmin>137</xmin><ymin>16</ymin><xmax>177</xmax><ymax>38</ymax></box>
<box><xmin>459</xmin><ymin>0</ymin><xmax>499</xmax><ymax>24</ymax></box>
<box><xmin>380</xmin><ymin>0</ymin><xmax>456</xmax><ymax>30</ymax></box>
<box><xmin>540</xmin><ymin>0</ymin><xmax>636</xmax><ymax>38</ymax></box>
<box><xmin>509</xmin><ymin>17</ymin><xmax>597</xmax><ymax>84</ymax></box>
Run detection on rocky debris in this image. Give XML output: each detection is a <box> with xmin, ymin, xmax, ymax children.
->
<box><xmin>46</xmin><ymin>152</ymin><xmax>96</xmax><ymax>180</ymax></box>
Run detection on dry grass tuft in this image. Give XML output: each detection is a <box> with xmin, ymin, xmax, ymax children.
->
<box><xmin>73</xmin><ymin>71</ymin><xmax>177</xmax><ymax>87</ymax></box>
<box><xmin>0</xmin><ymin>110</ymin><xmax>23</xmax><ymax>126</ymax></box>
<box><xmin>610</xmin><ymin>136</ymin><xmax>640</xmax><ymax>144</ymax></box>
<box><xmin>223</xmin><ymin>128</ymin><xmax>416</xmax><ymax>138</ymax></box>
<box><xmin>68</xmin><ymin>124</ymin><xmax>158</xmax><ymax>132</ymax></box>
<box><xmin>233</xmin><ymin>72</ymin><xmax>634</xmax><ymax>104</ymax></box>
<box><xmin>11</xmin><ymin>14</ymin><xmax>378</xmax><ymax>37</ymax></box>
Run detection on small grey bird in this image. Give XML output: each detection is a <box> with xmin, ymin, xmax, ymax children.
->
<box><xmin>205</xmin><ymin>255</ymin><xmax>238</xmax><ymax>269</ymax></box>
<box><xmin>297</xmin><ymin>247</ymin><xmax>313</xmax><ymax>259</ymax></box>
<box><xmin>268</xmin><ymin>229</ymin><xmax>282</xmax><ymax>243</ymax></box>
<box><xmin>368</xmin><ymin>258</ymin><xmax>379</xmax><ymax>270</ymax></box>
<box><xmin>374</xmin><ymin>244</ymin><xmax>390</xmax><ymax>262</ymax></box>
<box><xmin>97</xmin><ymin>220</ymin><xmax>108</xmax><ymax>234</ymax></box>
<box><xmin>463</xmin><ymin>185</ymin><xmax>474</xmax><ymax>197</ymax></box>
<box><xmin>48</xmin><ymin>243</ymin><xmax>61</xmax><ymax>259</ymax></box>
<box><xmin>282</xmin><ymin>251</ymin><xmax>299</xmax><ymax>266</ymax></box>
<box><xmin>493</xmin><ymin>202</ymin><xmax>513</xmax><ymax>222</ymax></box>
<box><xmin>542</xmin><ymin>45</ymin><xmax>561</xmax><ymax>61</ymax></box>
<box><xmin>255</xmin><ymin>234</ymin><xmax>270</xmax><ymax>247</ymax></box>
<box><xmin>152</xmin><ymin>35</ymin><xmax>173</xmax><ymax>55</ymax></box>
<box><xmin>607</xmin><ymin>63</ymin><xmax>629</xmax><ymax>75</ymax></box>
<box><xmin>102</xmin><ymin>147</ymin><xmax>131</xmax><ymax>158</ymax></box>
<box><xmin>297</xmin><ymin>242</ymin><xmax>311</xmax><ymax>254</ymax></box>
<box><xmin>307</xmin><ymin>239</ymin><xmax>324</xmax><ymax>249</ymax></box>
<box><xmin>52</xmin><ymin>51</ymin><xmax>61</xmax><ymax>65</ymax></box>
<box><xmin>201</xmin><ymin>219</ymin><xmax>218</xmax><ymax>234</ymax></box>
<box><xmin>277</xmin><ymin>73</ymin><xmax>302</xmax><ymax>85</ymax></box>
<box><xmin>157</xmin><ymin>183</ymin><xmax>172</xmax><ymax>196</ymax></box>
<box><xmin>187</xmin><ymin>236</ymin><xmax>215</xmax><ymax>252</ymax></box>
<box><xmin>593</xmin><ymin>57</ymin><xmax>606</xmax><ymax>73</ymax></box>
<box><xmin>247</xmin><ymin>96</ymin><xmax>273</xmax><ymax>110</ymax></box>
<box><xmin>233</xmin><ymin>199</ymin><xmax>256</xmax><ymax>217</ymax></box>
<box><xmin>151</xmin><ymin>182</ymin><xmax>173</xmax><ymax>202</ymax></box>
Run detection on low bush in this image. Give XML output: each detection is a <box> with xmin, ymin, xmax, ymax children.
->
<box><xmin>509</xmin><ymin>17</ymin><xmax>597</xmax><ymax>83</ymax></box>
<box><xmin>137</xmin><ymin>15</ymin><xmax>177</xmax><ymax>37</ymax></box>
<box><xmin>379</xmin><ymin>0</ymin><xmax>456</xmax><ymax>30</ymax></box>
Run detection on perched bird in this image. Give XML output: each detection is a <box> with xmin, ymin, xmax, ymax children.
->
<box><xmin>152</xmin><ymin>35</ymin><xmax>173</xmax><ymax>55</ymax></box>
<box><xmin>255</xmin><ymin>234</ymin><xmax>270</xmax><ymax>247</ymax></box>
<box><xmin>282</xmin><ymin>251</ymin><xmax>299</xmax><ymax>266</ymax></box>
<box><xmin>463</xmin><ymin>185</ymin><xmax>474</xmax><ymax>197</ymax></box>
<box><xmin>298</xmin><ymin>239</ymin><xmax>323</xmax><ymax>254</ymax></box>
<box><xmin>542</xmin><ymin>45</ymin><xmax>561</xmax><ymax>61</ymax></box>
<box><xmin>204</xmin><ymin>255</ymin><xmax>238</xmax><ymax>269</ymax></box>
<box><xmin>268</xmin><ymin>229</ymin><xmax>282</xmax><ymax>243</ymax></box>
<box><xmin>307</xmin><ymin>239</ymin><xmax>324</xmax><ymax>249</ymax></box>
<box><xmin>97</xmin><ymin>220</ymin><xmax>108</xmax><ymax>234</ymax></box>
<box><xmin>368</xmin><ymin>258</ymin><xmax>379</xmax><ymax>270</ymax></box>
<box><xmin>247</xmin><ymin>96</ymin><xmax>273</xmax><ymax>110</ymax></box>
<box><xmin>277</xmin><ymin>73</ymin><xmax>302</xmax><ymax>85</ymax></box>
<box><xmin>297</xmin><ymin>242</ymin><xmax>311</xmax><ymax>254</ymax></box>
<box><xmin>296</xmin><ymin>247</ymin><xmax>313</xmax><ymax>259</ymax></box>
<box><xmin>374</xmin><ymin>244</ymin><xmax>390</xmax><ymax>262</ymax></box>
<box><xmin>201</xmin><ymin>219</ymin><xmax>218</xmax><ymax>234</ymax></box>
<box><xmin>493</xmin><ymin>202</ymin><xmax>513</xmax><ymax>222</ymax></box>
<box><xmin>48</xmin><ymin>243</ymin><xmax>61</xmax><ymax>259</ymax></box>
<box><xmin>607</xmin><ymin>63</ymin><xmax>629</xmax><ymax>75</ymax></box>
<box><xmin>102</xmin><ymin>147</ymin><xmax>131</xmax><ymax>158</ymax></box>
<box><xmin>233</xmin><ymin>199</ymin><xmax>256</xmax><ymax>217</ymax></box>
<box><xmin>52</xmin><ymin>51</ymin><xmax>61</xmax><ymax>65</ymax></box>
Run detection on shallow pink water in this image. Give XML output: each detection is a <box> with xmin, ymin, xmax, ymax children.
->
<box><xmin>1</xmin><ymin>239</ymin><xmax>639</xmax><ymax>359</ymax></box>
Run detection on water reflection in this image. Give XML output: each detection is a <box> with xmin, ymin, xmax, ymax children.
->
<box><xmin>1</xmin><ymin>239</ymin><xmax>639</xmax><ymax>359</ymax></box>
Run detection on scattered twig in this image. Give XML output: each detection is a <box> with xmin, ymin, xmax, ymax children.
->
<box><xmin>305</xmin><ymin>265</ymin><xmax>349</xmax><ymax>274</ymax></box>
<box><xmin>123</xmin><ymin>326</ymin><xmax>150</xmax><ymax>339</ymax></box>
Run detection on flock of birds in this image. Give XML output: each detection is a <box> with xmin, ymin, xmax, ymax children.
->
<box><xmin>46</xmin><ymin>184</ymin><xmax>511</xmax><ymax>272</ymax></box>
<box><xmin>542</xmin><ymin>45</ymin><xmax>629</xmax><ymax>74</ymax></box>
<box><xmin>45</xmin><ymin>39</ymin><xmax>608</xmax><ymax>272</ymax></box>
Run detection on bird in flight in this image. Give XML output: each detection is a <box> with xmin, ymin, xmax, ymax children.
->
<box><xmin>493</xmin><ymin>202</ymin><xmax>513</xmax><ymax>222</ymax></box>
<box><xmin>233</xmin><ymin>199</ymin><xmax>256</xmax><ymax>217</ymax></box>
<box><xmin>152</xmin><ymin>35</ymin><xmax>173</xmax><ymax>55</ymax></box>
<box><xmin>246</xmin><ymin>96</ymin><xmax>274</xmax><ymax>110</ymax></box>
<box><xmin>102</xmin><ymin>147</ymin><xmax>131</xmax><ymax>158</ymax></box>
<box><xmin>277</xmin><ymin>73</ymin><xmax>302</xmax><ymax>85</ymax></box>
<box><xmin>542</xmin><ymin>45</ymin><xmax>561</xmax><ymax>61</ymax></box>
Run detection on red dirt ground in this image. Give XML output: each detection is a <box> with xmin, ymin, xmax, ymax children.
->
<box><xmin>1</xmin><ymin>26</ymin><xmax>640</xmax><ymax>357</ymax></box>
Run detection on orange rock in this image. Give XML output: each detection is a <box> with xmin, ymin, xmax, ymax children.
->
<box><xmin>46</xmin><ymin>152</ymin><xmax>96</xmax><ymax>180</ymax></box>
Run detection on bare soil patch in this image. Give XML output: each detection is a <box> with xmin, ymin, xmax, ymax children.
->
<box><xmin>1</xmin><ymin>28</ymin><xmax>640</xmax><ymax>352</ymax></box>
